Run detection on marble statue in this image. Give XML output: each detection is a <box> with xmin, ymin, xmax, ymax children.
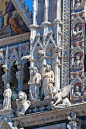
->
<box><xmin>50</xmin><ymin>85</ymin><xmax>71</xmax><ymax>109</ymax></box>
<box><xmin>75</xmin><ymin>0</ymin><xmax>81</xmax><ymax>9</ymax></box>
<box><xmin>28</xmin><ymin>67</ymin><xmax>41</xmax><ymax>101</ymax></box>
<box><xmin>3</xmin><ymin>84</ymin><xmax>12</xmax><ymax>109</ymax></box>
<box><xmin>74</xmin><ymin>55</ymin><xmax>81</xmax><ymax>67</ymax></box>
<box><xmin>42</xmin><ymin>65</ymin><xmax>54</xmax><ymax>100</ymax></box>
<box><xmin>73</xmin><ymin>27</ymin><xmax>82</xmax><ymax>37</ymax></box>
<box><xmin>73</xmin><ymin>86</ymin><xmax>81</xmax><ymax>98</ymax></box>
<box><xmin>16</xmin><ymin>91</ymin><xmax>31</xmax><ymax>116</ymax></box>
<box><xmin>67</xmin><ymin>112</ymin><xmax>79</xmax><ymax>129</ymax></box>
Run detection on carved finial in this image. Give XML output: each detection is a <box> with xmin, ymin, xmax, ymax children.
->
<box><xmin>21</xmin><ymin>0</ymin><xmax>26</xmax><ymax>7</ymax></box>
<box><xmin>25</xmin><ymin>5</ymin><xmax>29</xmax><ymax>13</ymax></box>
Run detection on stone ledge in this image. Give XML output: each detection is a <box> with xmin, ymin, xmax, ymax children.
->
<box><xmin>0</xmin><ymin>32</ymin><xmax>30</xmax><ymax>47</ymax></box>
<box><xmin>12</xmin><ymin>102</ymin><xmax>86</xmax><ymax>128</ymax></box>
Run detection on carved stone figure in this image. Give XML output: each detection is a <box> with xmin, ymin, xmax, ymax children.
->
<box><xmin>50</xmin><ymin>85</ymin><xmax>71</xmax><ymax>109</ymax></box>
<box><xmin>73</xmin><ymin>27</ymin><xmax>82</xmax><ymax>37</ymax></box>
<box><xmin>42</xmin><ymin>65</ymin><xmax>54</xmax><ymax>100</ymax></box>
<box><xmin>28</xmin><ymin>67</ymin><xmax>41</xmax><ymax>101</ymax></box>
<box><xmin>67</xmin><ymin>112</ymin><xmax>79</xmax><ymax>129</ymax></box>
<box><xmin>73</xmin><ymin>86</ymin><xmax>81</xmax><ymax>98</ymax></box>
<box><xmin>74</xmin><ymin>55</ymin><xmax>81</xmax><ymax>67</ymax></box>
<box><xmin>3</xmin><ymin>84</ymin><xmax>12</xmax><ymax>109</ymax></box>
<box><xmin>16</xmin><ymin>91</ymin><xmax>31</xmax><ymax>116</ymax></box>
<box><xmin>75</xmin><ymin>0</ymin><xmax>81</xmax><ymax>9</ymax></box>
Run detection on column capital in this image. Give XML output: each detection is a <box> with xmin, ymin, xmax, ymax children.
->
<box><xmin>2</xmin><ymin>69</ymin><xmax>14</xmax><ymax>83</ymax></box>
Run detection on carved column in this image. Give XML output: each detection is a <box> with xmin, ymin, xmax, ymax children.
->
<box><xmin>2</xmin><ymin>69</ymin><xmax>13</xmax><ymax>89</ymax></box>
<box><xmin>33</xmin><ymin>0</ymin><xmax>38</xmax><ymax>25</ymax></box>
<box><xmin>56</xmin><ymin>0</ymin><xmax>60</xmax><ymax>19</ymax></box>
<box><xmin>44</xmin><ymin>0</ymin><xmax>49</xmax><ymax>21</ymax></box>
<box><xmin>16</xmin><ymin>65</ymin><xmax>24</xmax><ymax>92</ymax></box>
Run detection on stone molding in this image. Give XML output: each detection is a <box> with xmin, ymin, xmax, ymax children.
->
<box><xmin>0</xmin><ymin>32</ymin><xmax>30</xmax><ymax>47</ymax></box>
<box><xmin>12</xmin><ymin>103</ymin><xmax>86</xmax><ymax>128</ymax></box>
<box><xmin>62</xmin><ymin>0</ymin><xmax>70</xmax><ymax>86</ymax></box>
<box><xmin>30</xmin><ymin>19</ymin><xmax>62</xmax><ymax>29</ymax></box>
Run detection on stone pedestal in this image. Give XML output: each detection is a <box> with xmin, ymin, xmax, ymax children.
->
<box><xmin>0</xmin><ymin>108</ymin><xmax>14</xmax><ymax>123</ymax></box>
<box><xmin>0</xmin><ymin>108</ymin><xmax>16</xmax><ymax>129</ymax></box>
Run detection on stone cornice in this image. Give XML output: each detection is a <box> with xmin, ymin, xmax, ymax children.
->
<box><xmin>12</xmin><ymin>102</ymin><xmax>86</xmax><ymax>128</ymax></box>
<box><xmin>30</xmin><ymin>19</ymin><xmax>62</xmax><ymax>29</ymax></box>
<box><xmin>0</xmin><ymin>33</ymin><xmax>30</xmax><ymax>47</ymax></box>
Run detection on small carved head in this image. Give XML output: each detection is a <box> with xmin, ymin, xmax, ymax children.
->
<box><xmin>76</xmin><ymin>55</ymin><xmax>80</xmax><ymax>60</ymax></box>
<box><xmin>76</xmin><ymin>27</ymin><xmax>79</xmax><ymax>32</ymax></box>
<box><xmin>33</xmin><ymin>67</ymin><xmax>38</xmax><ymax>74</ymax></box>
<box><xmin>75</xmin><ymin>86</ymin><xmax>79</xmax><ymax>92</ymax></box>
<box><xmin>53</xmin><ymin>87</ymin><xmax>60</xmax><ymax>94</ymax></box>
<box><xmin>18</xmin><ymin>91</ymin><xmax>27</xmax><ymax>101</ymax></box>
<box><xmin>46</xmin><ymin>65</ymin><xmax>51</xmax><ymax>72</ymax></box>
<box><xmin>6</xmin><ymin>84</ymin><xmax>10</xmax><ymax>89</ymax></box>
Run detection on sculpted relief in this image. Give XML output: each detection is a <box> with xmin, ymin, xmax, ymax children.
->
<box><xmin>1</xmin><ymin>63</ymin><xmax>71</xmax><ymax>116</ymax></box>
<box><xmin>42</xmin><ymin>65</ymin><xmax>54</xmax><ymax>100</ymax></box>
<box><xmin>73</xmin><ymin>55</ymin><xmax>81</xmax><ymax>67</ymax></box>
<box><xmin>73</xmin><ymin>27</ymin><xmax>82</xmax><ymax>37</ymax></box>
<box><xmin>73</xmin><ymin>86</ymin><xmax>81</xmax><ymax>98</ymax></box>
<box><xmin>28</xmin><ymin>67</ymin><xmax>41</xmax><ymax>101</ymax></box>
<box><xmin>16</xmin><ymin>91</ymin><xmax>31</xmax><ymax>116</ymax></box>
<box><xmin>50</xmin><ymin>85</ymin><xmax>71</xmax><ymax>109</ymax></box>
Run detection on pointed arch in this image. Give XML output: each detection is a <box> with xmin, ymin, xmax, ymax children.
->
<box><xmin>45</xmin><ymin>37</ymin><xmax>56</xmax><ymax>57</ymax></box>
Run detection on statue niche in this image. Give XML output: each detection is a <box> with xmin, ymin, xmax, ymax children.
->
<box><xmin>73</xmin><ymin>27</ymin><xmax>82</xmax><ymax>37</ymax></box>
<box><xmin>28</xmin><ymin>67</ymin><xmax>41</xmax><ymax>101</ymax></box>
<box><xmin>42</xmin><ymin>65</ymin><xmax>54</xmax><ymax>100</ymax></box>
<box><xmin>73</xmin><ymin>55</ymin><xmax>81</xmax><ymax>67</ymax></box>
<box><xmin>73</xmin><ymin>86</ymin><xmax>81</xmax><ymax>98</ymax></box>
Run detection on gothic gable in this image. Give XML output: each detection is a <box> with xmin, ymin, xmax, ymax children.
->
<box><xmin>0</xmin><ymin>119</ymin><xmax>11</xmax><ymax>129</ymax></box>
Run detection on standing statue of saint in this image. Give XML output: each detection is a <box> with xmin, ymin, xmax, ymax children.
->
<box><xmin>3</xmin><ymin>84</ymin><xmax>12</xmax><ymax>109</ymax></box>
<box><xmin>42</xmin><ymin>65</ymin><xmax>54</xmax><ymax>100</ymax></box>
<box><xmin>28</xmin><ymin>67</ymin><xmax>41</xmax><ymax>101</ymax></box>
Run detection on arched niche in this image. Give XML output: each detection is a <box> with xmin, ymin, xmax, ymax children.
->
<box><xmin>74</xmin><ymin>22</ymin><xmax>82</xmax><ymax>31</ymax></box>
<box><xmin>74</xmin><ymin>52</ymin><xmax>83</xmax><ymax>62</ymax></box>
<box><xmin>45</xmin><ymin>40</ymin><xmax>56</xmax><ymax>57</ymax></box>
<box><xmin>74</xmin><ymin>82</ymin><xmax>81</xmax><ymax>92</ymax></box>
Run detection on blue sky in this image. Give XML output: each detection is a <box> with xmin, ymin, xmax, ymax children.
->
<box><xmin>25</xmin><ymin>0</ymin><xmax>33</xmax><ymax>12</ymax></box>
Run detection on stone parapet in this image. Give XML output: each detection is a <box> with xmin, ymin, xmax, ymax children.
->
<box><xmin>12</xmin><ymin>102</ymin><xmax>86</xmax><ymax>128</ymax></box>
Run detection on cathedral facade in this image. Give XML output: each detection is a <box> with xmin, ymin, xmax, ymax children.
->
<box><xmin>0</xmin><ymin>0</ymin><xmax>85</xmax><ymax>129</ymax></box>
